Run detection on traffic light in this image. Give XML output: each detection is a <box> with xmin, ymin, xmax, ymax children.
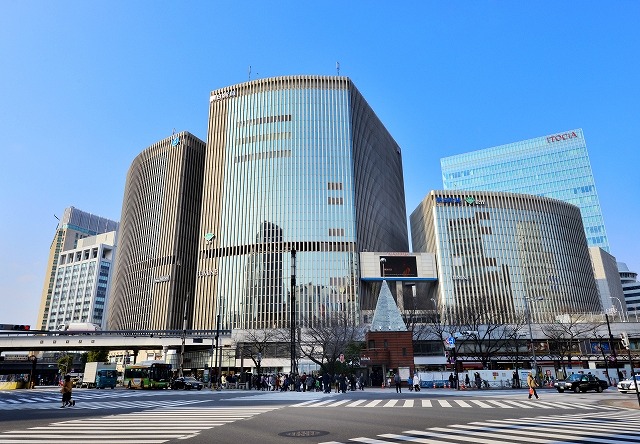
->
<box><xmin>620</xmin><ymin>332</ymin><xmax>630</xmax><ymax>349</ymax></box>
<box><xmin>0</xmin><ymin>324</ymin><xmax>31</xmax><ymax>331</ymax></box>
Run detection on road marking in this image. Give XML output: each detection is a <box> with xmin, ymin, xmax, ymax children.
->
<box><xmin>0</xmin><ymin>407</ymin><xmax>279</xmax><ymax>444</ymax></box>
<box><xmin>319</xmin><ymin>410</ymin><xmax>640</xmax><ymax>444</ymax></box>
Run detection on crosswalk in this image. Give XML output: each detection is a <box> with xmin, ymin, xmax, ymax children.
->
<box><xmin>0</xmin><ymin>407</ymin><xmax>278</xmax><ymax>443</ymax></box>
<box><xmin>0</xmin><ymin>390</ymin><xmax>184</xmax><ymax>410</ymax></box>
<box><xmin>319</xmin><ymin>410</ymin><xmax>640</xmax><ymax>444</ymax></box>
<box><xmin>293</xmin><ymin>398</ymin><xmax>622</xmax><ymax>411</ymax></box>
<box><xmin>0</xmin><ymin>398</ymin><xmax>209</xmax><ymax>411</ymax></box>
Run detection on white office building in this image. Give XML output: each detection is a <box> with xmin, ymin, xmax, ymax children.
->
<box><xmin>45</xmin><ymin>232</ymin><xmax>117</xmax><ymax>330</ymax></box>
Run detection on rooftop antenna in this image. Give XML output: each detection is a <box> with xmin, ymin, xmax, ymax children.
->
<box><xmin>336</xmin><ymin>61</ymin><xmax>340</xmax><ymax>76</ymax></box>
<box><xmin>248</xmin><ymin>65</ymin><xmax>251</xmax><ymax>81</ymax></box>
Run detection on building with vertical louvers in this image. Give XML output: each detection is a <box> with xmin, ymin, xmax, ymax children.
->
<box><xmin>410</xmin><ymin>190</ymin><xmax>602</xmax><ymax>324</ymax></box>
<box><xmin>193</xmin><ymin>75</ymin><xmax>408</xmax><ymax>331</ymax></box>
<box><xmin>107</xmin><ymin>131</ymin><xmax>205</xmax><ymax>330</ymax></box>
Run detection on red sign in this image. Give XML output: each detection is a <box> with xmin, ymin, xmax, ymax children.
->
<box><xmin>546</xmin><ymin>131</ymin><xmax>578</xmax><ymax>143</ymax></box>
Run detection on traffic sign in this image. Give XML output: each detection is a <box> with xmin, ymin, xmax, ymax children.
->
<box><xmin>446</xmin><ymin>336</ymin><xmax>455</xmax><ymax>347</ymax></box>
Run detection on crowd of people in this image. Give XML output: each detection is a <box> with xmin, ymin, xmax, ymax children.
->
<box><xmin>247</xmin><ymin>372</ymin><xmax>367</xmax><ymax>393</ymax></box>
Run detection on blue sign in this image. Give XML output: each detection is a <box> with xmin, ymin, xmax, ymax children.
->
<box><xmin>446</xmin><ymin>337</ymin><xmax>455</xmax><ymax>347</ymax></box>
<box><xmin>171</xmin><ymin>135</ymin><xmax>180</xmax><ymax>146</ymax></box>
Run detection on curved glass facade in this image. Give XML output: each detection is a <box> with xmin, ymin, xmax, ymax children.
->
<box><xmin>410</xmin><ymin>190</ymin><xmax>602</xmax><ymax>323</ymax></box>
<box><xmin>194</xmin><ymin>76</ymin><xmax>408</xmax><ymax>331</ymax></box>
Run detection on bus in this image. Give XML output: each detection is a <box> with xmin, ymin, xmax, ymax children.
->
<box><xmin>123</xmin><ymin>360</ymin><xmax>172</xmax><ymax>389</ymax></box>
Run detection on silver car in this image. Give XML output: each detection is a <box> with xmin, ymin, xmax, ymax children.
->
<box><xmin>617</xmin><ymin>375</ymin><xmax>640</xmax><ymax>394</ymax></box>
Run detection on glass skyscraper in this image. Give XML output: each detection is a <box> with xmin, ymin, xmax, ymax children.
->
<box><xmin>193</xmin><ymin>75</ymin><xmax>408</xmax><ymax>331</ymax></box>
<box><xmin>440</xmin><ymin>129</ymin><xmax>609</xmax><ymax>252</ymax></box>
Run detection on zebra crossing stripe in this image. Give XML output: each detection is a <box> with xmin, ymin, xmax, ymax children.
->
<box><xmin>379</xmin><ymin>433</ymin><xmax>460</xmax><ymax>444</ymax></box>
<box><xmin>499</xmin><ymin>400</ymin><xmax>535</xmax><ymax>408</ymax></box>
<box><xmin>438</xmin><ymin>400</ymin><xmax>452</xmax><ymax>408</ymax></box>
<box><xmin>421</xmin><ymin>399</ymin><xmax>432</xmax><ymax>408</ymax></box>
<box><xmin>401</xmin><ymin>400</ymin><xmax>414</xmax><ymax>408</ymax></box>
<box><xmin>363</xmin><ymin>400</ymin><xmax>382</xmax><ymax>407</ymax></box>
<box><xmin>483</xmin><ymin>399</ymin><xmax>513</xmax><ymax>408</ymax></box>
<box><xmin>430</xmin><ymin>425</ymin><xmax>560</xmax><ymax>443</ymax></box>
<box><xmin>382</xmin><ymin>400</ymin><xmax>396</xmax><ymax>407</ymax></box>
<box><xmin>346</xmin><ymin>400</ymin><xmax>367</xmax><ymax>407</ymax></box>
<box><xmin>469</xmin><ymin>399</ymin><xmax>492</xmax><ymax>408</ymax></box>
<box><xmin>453</xmin><ymin>400</ymin><xmax>471</xmax><ymax>408</ymax></box>
<box><xmin>0</xmin><ymin>407</ymin><xmax>280</xmax><ymax>444</ymax></box>
<box><xmin>325</xmin><ymin>399</ymin><xmax>351</xmax><ymax>407</ymax></box>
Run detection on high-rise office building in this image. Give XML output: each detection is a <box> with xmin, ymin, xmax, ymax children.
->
<box><xmin>36</xmin><ymin>207</ymin><xmax>119</xmax><ymax>330</ymax></box>
<box><xmin>440</xmin><ymin>129</ymin><xmax>609</xmax><ymax>252</ymax></box>
<box><xmin>193</xmin><ymin>75</ymin><xmax>408</xmax><ymax>331</ymax></box>
<box><xmin>618</xmin><ymin>262</ymin><xmax>640</xmax><ymax>320</ymax></box>
<box><xmin>410</xmin><ymin>190</ymin><xmax>602</xmax><ymax>323</ymax></box>
<box><xmin>45</xmin><ymin>232</ymin><xmax>117</xmax><ymax>330</ymax></box>
<box><xmin>589</xmin><ymin>247</ymin><xmax>626</xmax><ymax>317</ymax></box>
<box><xmin>107</xmin><ymin>131</ymin><xmax>206</xmax><ymax>330</ymax></box>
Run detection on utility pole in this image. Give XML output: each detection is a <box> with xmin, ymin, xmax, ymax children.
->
<box><xmin>605</xmin><ymin>313</ymin><xmax>620</xmax><ymax>382</ymax></box>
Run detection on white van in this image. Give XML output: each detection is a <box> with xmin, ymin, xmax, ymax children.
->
<box><xmin>59</xmin><ymin>322</ymin><xmax>101</xmax><ymax>332</ymax></box>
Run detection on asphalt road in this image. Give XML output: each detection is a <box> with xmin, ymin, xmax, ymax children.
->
<box><xmin>0</xmin><ymin>386</ymin><xmax>638</xmax><ymax>443</ymax></box>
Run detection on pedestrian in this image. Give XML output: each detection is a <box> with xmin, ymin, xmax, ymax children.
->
<box><xmin>408</xmin><ymin>375</ymin><xmax>413</xmax><ymax>391</ymax></box>
<box><xmin>448</xmin><ymin>373</ymin><xmax>454</xmax><ymax>389</ymax></box>
<box><xmin>527</xmin><ymin>371</ymin><xmax>539</xmax><ymax>399</ymax></box>
<box><xmin>475</xmin><ymin>372</ymin><xmax>482</xmax><ymax>389</ymax></box>
<box><xmin>60</xmin><ymin>375</ymin><xmax>74</xmax><ymax>408</ymax></box>
<box><xmin>394</xmin><ymin>372</ymin><xmax>402</xmax><ymax>393</ymax></box>
<box><xmin>465</xmin><ymin>373</ymin><xmax>470</xmax><ymax>387</ymax></box>
<box><xmin>359</xmin><ymin>373</ymin><xmax>365</xmax><ymax>391</ymax></box>
<box><xmin>413</xmin><ymin>372</ymin><xmax>421</xmax><ymax>391</ymax></box>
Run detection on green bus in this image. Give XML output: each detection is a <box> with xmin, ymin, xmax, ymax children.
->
<box><xmin>124</xmin><ymin>360</ymin><xmax>172</xmax><ymax>389</ymax></box>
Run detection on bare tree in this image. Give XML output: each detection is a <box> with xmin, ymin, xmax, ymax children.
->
<box><xmin>293</xmin><ymin>312</ymin><xmax>367</xmax><ymax>375</ymax></box>
<box><xmin>453</xmin><ymin>302</ymin><xmax>527</xmax><ymax>370</ymax></box>
<box><xmin>237</xmin><ymin>329</ymin><xmax>282</xmax><ymax>375</ymax></box>
<box><xmin>541</xmin><ymin>312</ymin><xmax>601</xmax><ymax>378</ymax></box>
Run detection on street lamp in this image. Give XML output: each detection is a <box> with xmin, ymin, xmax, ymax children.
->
<box><xmin>290</xmin><ymin>248</ymin><xmax>297</xmax><ymax>375</ymax></box>
<box><xmin>28</xmin><ymin>355</ymin><xmax>37</xmax><ymax>389</ymax></box>
<box><xmin>179</xmin><ymin>292</ymin><xmax>189</xmax><ymax>378</ymax></box>
<box><xmin>610</xmin><ymin>297</ymin><xmax>627</xmax><ymax>322</ymax></box>
<box><xmin>380</xmin><ymin>257</ymin><xmax>386</xmax><ymax>279</ymax></box>
<box><xmin>525</xmin><ymin>296</ymin><xmax>544</xmax><ymax>382</ymax></box>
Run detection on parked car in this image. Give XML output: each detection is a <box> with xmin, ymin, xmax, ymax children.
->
<box><xmin>554</xmin><ymin>373</ymin><xmax>608</xmax><ymax>393</ymax></box>
<box><xmin>171</xmin><ymin>377</ymin><xmax>203</xmax><ymax>390</ymax></box>
<box><xmin>617</xmin><ymin>375</ymin><xmax>640</xmax><ymax>394</ymax></box>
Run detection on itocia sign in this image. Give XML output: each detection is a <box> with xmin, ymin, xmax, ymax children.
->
<box><xmin>546</xmin><ymin>131</ymin><xmax>578</xmax><ymax>143</ymax></box>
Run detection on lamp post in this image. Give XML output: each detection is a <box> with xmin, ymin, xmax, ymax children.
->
<box><xmin>179</xmin><ymin>292</ymin><xmax>189</xmax><ymax>378</ymax></box>
<box><xmin>28</xmin><ymin>355</ymin><xmax>37</xmax><ymax>389</ymax></box>
<box><xmin>525</xmin><ymin>296</ymin><xmax>544</xmax><ymax>382</ymax></box>
<box><xmin>380</xmin><ymin>257</ymin><xmax>386</xmax><ymax>279</ymax></box>
<box><xmin>290</xmin><ymin>248</ymin><xmax>297</xmax><ymax>376</ymax></box>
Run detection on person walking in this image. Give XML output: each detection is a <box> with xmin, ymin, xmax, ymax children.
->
<box><xmin>413</xmin><ymin>372</ymin><xmax>421</xmax><ymax>391</ymax></box>
<box><xmin>394</xmin><ymin>372</ymin><xmax>402</xmax><ymax>393</ymax></box>
<box><xmin>60</xmin><ymin>375</ymin><xmax>74</xmax><ymax>408</ymax></box>
<box><xmin>527</xmin><ymin>371</ymin><xmax>539</xmax><ymax>399</ymax></box>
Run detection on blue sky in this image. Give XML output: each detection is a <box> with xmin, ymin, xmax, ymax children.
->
<box><xmin>1</xmin><ymin>1</ymin><xmax>639</xmax><ymax>325</ymax></box>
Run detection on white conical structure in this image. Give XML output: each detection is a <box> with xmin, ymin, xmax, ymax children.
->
<box><xmin>370</xmin><ymin>280</ymin><xmax>407</xmax><ymax>331</ymax></box>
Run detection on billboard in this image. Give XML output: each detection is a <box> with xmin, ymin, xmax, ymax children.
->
<box><xmin>380</xmin><ymin>256</ymin><xmax>418</xmax><ymax>278</ymax></box>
